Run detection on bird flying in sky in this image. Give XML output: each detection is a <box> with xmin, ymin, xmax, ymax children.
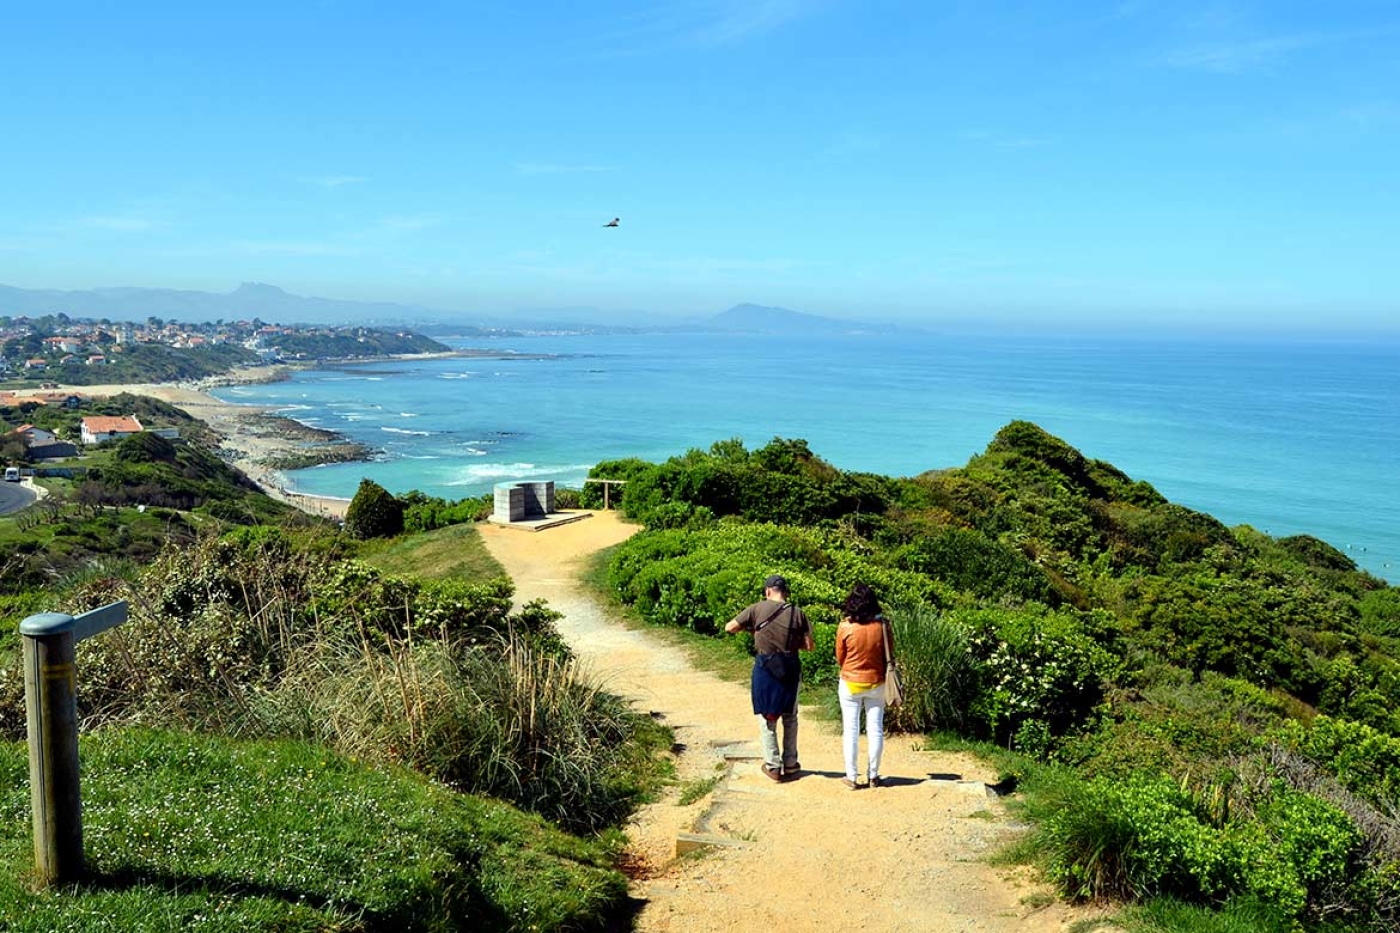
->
<box><xmin>603</xmin><ymin>217</ymin><xmax>619</xmax><ymax>227</ymax></box>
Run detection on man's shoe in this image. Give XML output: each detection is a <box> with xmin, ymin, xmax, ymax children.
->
<box><xmin>762</xmin><ymin>764</ymin><xmax>783</xmax><ymax>782</ymax></box>
<box><xmin>784</xmin><ymin>761</ymin><xmax>800</xmax><ymax>776</ymax></box>
<box><xmin>841</xmin><ymin>778</ymin><xmax>860</xmax><ymax>790</ymax></box>
<box><xmin>869</xmin><ymin>776</ymin><xmax>885</xmax><ymax>788</ymax></box>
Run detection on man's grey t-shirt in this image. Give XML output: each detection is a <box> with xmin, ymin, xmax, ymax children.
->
<box><xmin>731</xmin><ymin>601</ymin><xmax>811</xmax><ymax>655</ymax></box>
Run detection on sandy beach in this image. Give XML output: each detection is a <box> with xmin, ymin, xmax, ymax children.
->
<box><xmin>9</xmin><ymin>366</ymin><xmax>354</xmax><ymax>520</ymax></box>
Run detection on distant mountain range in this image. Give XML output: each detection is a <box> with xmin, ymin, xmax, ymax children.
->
<box><xmin>0</xmin><ymin>282</ymin><xmax>907</xmax><ymax>337</ymax></box>
<box><xmin>699</xmin><ymin>303</ymin><xmax>907</xmax><ymax>335</ymax></box>
<box><xmin>0</xmin><ymin>282</ymin><xmax>511</xmax><ymax>334</ymax></box>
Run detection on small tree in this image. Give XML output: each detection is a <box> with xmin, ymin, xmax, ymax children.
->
<box><xmin>345</xmin><ymin>478</ymin><xmax>404</xmax><ymax>539</ymax></box>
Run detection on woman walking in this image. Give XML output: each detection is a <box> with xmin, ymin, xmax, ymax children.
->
<box><xmin>835</xmin><ymin>583</ymin><xmax>891</xmax><ymax>789</ymax></box>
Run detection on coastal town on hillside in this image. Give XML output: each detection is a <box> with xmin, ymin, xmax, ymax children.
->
<box><xmin>0</xmin><ymin>313</ymin><xmax>447</xmax><ymax>382</ymax></box>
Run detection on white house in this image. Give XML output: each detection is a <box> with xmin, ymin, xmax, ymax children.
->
<box><xmin>80</xmin><ymin>415</ymin><xmax>144</xmax><ymax>445</ymax></box>
<box><xmin>10</xmin><ymin>424</ymin><xmax>58</xmax><ymax>446</ymax></box>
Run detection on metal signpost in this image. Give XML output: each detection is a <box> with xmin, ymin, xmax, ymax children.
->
<box><xmin>19</xmin><ymin>601</ymin><xmax>129</xmax><ymax>886</ymax></box>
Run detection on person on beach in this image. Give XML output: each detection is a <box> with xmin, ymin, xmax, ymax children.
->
<box><xmin>835</xmin><ymin>582</ymin><xmax>891</xmax><ymax>789</ymax></box>
<box><xmin>726</xmin><ymin>574</ymin><xmax>814</xmax><ymax>782</ymax></box>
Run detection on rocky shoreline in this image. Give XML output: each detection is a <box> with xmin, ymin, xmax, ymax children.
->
<box><xmin>10</xmin><ymin>347</ymin><xmax>542</xmax><ymax>519</ymax></box>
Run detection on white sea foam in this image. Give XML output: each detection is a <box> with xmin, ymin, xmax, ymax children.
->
<box><xmin>382</xmin><ymin>426</ymin><xmax>432</xmax><ymax>436</ymax></box>
<box><xmin>399</xmin><ymin>412</ymin><xmax>419</xmax><ymax>418</ymax></box>
<box><xmin>444</xmin><ymin>462</ymin><xmax>592</xmax><ymax>486</ymax></box>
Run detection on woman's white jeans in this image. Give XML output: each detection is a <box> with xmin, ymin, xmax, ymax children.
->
<box><xmin>839</xmin><ymin>679</ymin><xmax>886</xmax><ymax>782</ymax></box>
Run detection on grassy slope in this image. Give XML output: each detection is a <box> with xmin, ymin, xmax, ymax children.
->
<box><xmin>355</xmin><ymin>522</ymin><xmax>505</xmax><ymax>581</ymax></box>
<box><xmin>0</xmin><ymin>730</ymin><xmax>627</xmax><ymax>933</ymax></box>
<box><xmin>1</xmin><ymin>523</ymin><xmax>659</xmax><ymax>932</ymax></box>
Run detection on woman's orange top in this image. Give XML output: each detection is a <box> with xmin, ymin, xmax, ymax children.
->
<box><xmin>836</xmin><ymin>617</ymin><xmax>890</xmax><ymax>686</ymax></box>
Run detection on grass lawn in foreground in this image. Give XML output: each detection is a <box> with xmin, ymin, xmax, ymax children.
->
<box><xmin>1</xmin><ymin>728</ymin><xmax>629</xmax><ymax>933</ymax></box>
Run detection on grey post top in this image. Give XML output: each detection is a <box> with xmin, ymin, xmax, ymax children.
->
<box><xmin>20</xmin><ymin>601</ymin><xmax>129</xmax><ymax>642</ymax></box>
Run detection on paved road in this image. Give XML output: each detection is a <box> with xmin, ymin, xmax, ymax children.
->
<box><xmin>0</xmin><ymin>482</ymin><xmax>38</xmax><ymax>515</ymax></box>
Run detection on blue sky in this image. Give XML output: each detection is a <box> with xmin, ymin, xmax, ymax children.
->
<box><xmin>2</xmin><ymin>1</ymin><xmax>1398</xmax><ymax>333</ymax></box>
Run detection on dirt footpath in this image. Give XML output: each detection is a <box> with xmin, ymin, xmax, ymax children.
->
<box><xmin>479</xmin><ymin>512</ymin><xmax>1089</xmax><ymax>933</ymax></box>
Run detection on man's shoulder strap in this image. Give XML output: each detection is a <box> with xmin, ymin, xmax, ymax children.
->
<box><xmin>754</xmin><ymin>602</ymin><xmax>791</xmax><ymax>631</ymax></box>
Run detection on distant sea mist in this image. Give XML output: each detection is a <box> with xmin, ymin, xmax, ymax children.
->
<box><xmin>215</xmin><ymin>332</ymin><xmax>1400</xmax><ymax>583</ymax></box>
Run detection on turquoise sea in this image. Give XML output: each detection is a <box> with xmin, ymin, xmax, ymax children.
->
<box><xmin>214</xmin><ymin>332</ymin><xmax>1400</xmax><ymax>583</ymax></box>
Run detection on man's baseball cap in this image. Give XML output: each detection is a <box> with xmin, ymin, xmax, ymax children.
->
<box><xmin>764</xmin><ymin>574</ymin><xmax>789</xmax><ymax>591</ymax></box>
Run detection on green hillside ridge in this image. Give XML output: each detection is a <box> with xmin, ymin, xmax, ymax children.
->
<box><xmin>0</xmin><ymin>395</ymin><xmax>296</xmax><ymax>595</ymax></box>
<box><xmin>589</xmin><ymin>421</ymin><xmax>1400</xmax><ymax>931</ymax></box>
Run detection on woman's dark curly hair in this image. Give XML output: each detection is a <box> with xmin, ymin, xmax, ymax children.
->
<box><xmin>841</xmin><ymin>582</ymin><xmax>882</xmax><ymax>623</ymax></box>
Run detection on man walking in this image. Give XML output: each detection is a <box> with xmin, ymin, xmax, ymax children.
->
<box><xmin>726</xmin><ymin>574</ymin><xmax>814</xmax><ymax>781</ymax></box>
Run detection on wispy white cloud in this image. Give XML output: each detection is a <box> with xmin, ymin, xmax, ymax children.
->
<box><xmin>513</xmin><ymin>162</ymin><xmax>615</xmax><ymax>176</ymax></box>
<box><xmin>306</xmin><ymin>174</ymin><xmax>368</xmax><ymax>188</ymax></box>
<box><xmin>1157</xmin><ymin>17</ymin><xmax>1399</xmax><ymax>75</ymax></box>
<box><xmin>692</xmin><ymin>0</ymin><xmax>815</xmax><ymax>46</ymax></box>
<box><xmin>579</xmin><ymin>0</ymin><xmax>823</xmax><ymax>57</ymax></box>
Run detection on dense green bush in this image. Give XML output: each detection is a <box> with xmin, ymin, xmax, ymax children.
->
<box><xmin>959</xmin><ymin>607</ymin><xmax>1117</xmax><ymax>752</ymax></box>
<box><xmin>1281</xmin><ymin>715</ymin><xmax>1400</xmax><ymax>810</ymax></box>
<box><xmin>402</xmin><ymin>489</ymin><xmax>493</xmax><ymax>532</ymax></box>
<box><xmin>893</xmin><ymin>525</ymin><xmax>1053</xmax><ymax>604</ymax></box>
<box><xmin>580</xmin><ymin>456</ymin><xmax>655</xmax><ymax>509</ymax></box>
<box><xmin>113</xmin><ymin>430</ymin><xmax>178</xmax><ymax>463</ymax></box>
<box><xmin>615</xmin><ymin>437</ymin><xmax>901</xmax><ymax>527</ymax></box>
<box><xmin>1038</xmin><ymin>774</ymin><xmax>1368</xmax><ymax>924</ymax></box>
<box><xmin>346</xmin><ymin>477</ymin><xmax>406</xmax><ymax>539</ymax></box>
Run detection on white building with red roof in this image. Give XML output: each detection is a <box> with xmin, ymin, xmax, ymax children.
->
<box><xmin>80</xmin><ymin>415</ymin><xmax>144</xmax><ymax>445</ymax></box>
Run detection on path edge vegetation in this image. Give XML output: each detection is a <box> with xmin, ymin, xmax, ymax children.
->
<box><xmin>581</xmin><ymin>425</ymin><xmax>1400</xmax><ymax>933</ymax></box>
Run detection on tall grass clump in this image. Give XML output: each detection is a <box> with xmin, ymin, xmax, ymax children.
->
<box><xmin>885</xmin><ymin>603</ymin><xmax>978</xmax><ymax>734</ymax></box>
<box><xmin>0</xmin><ymin>527</ymin><xmax>667</xmax><ymax>833</ymax></box>
<box><xmin>252</xmin><ymin>630</ymin><xmax>662</xmax><ymax>834</ymax></box>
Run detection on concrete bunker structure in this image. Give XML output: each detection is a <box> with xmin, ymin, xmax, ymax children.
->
<box><xmin>493</xmin><ymin>480</ymin><xmax>556</xmax><ymax>522</ymax></box>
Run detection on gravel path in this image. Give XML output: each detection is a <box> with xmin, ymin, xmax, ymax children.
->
<box><xmin>479</xmin><ymin>512</ymin><xmax>1093</xmax><ymax>932</ymax></box>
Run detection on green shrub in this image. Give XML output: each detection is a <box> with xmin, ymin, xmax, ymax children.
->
<box><xmin>580</xmin><ymin>456</ymin><xmax>655</xmax><ymax>510</ymax></box>
<box><xmin>401</xmin><ymin>490</ymin><xmax>493</xmax><ymax>532</ymax></box>
<box><xmin>1038</xmin><ymin>773</ymin><xmax>1375</xmax><ymax>925</ymax></box>
<box><xmin>1281</xmin><ymin>715</ymin><xmax>1400</xmax><ymax>810</ymax></box>
<box><xmin>1360</xmin><ymin>588</ymin><xmax>1400</xmax><ymax>638</ymax></box>
<box><xmin>113</xmin><ymin>431</ymin><xmax>178</xmax><ymax>464</ymax></box>
<box><xmin>959</xmin><ymin>607</ymin><xmax>1116</xmax><ymax>751</ymax></box>
<box><xmin>893</xmin><ymin>525</ymin><xmax>1053</xmax><ymax>603</ymax></box>
<box><xmin>345</xmin><ymin>478</ymin><xmax>405</xmax><ymax>539</ymax></box>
